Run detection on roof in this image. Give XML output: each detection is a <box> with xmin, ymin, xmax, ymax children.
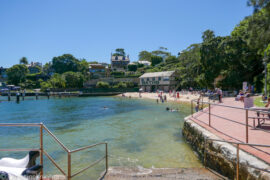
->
<box><xmin>138</xmin><ymin>61</ymin><xmax>151</xmax><ymax>65</ymax></box>
<box><xmin>140</xmin><ymin>71</ymin><xmax>175</xmax><ymax>78</ymax></box>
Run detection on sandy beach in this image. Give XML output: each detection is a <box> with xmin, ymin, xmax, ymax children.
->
<box><xmin>119</xmin><ymin>92</ymin><xmax>210</xmax><ymax>103</ymax></box>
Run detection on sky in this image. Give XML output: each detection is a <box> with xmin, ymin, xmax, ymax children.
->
<box><xmin>0</xmin><ymin>0</ymin><xmax>253</xmax><ymax>67</ymax></box>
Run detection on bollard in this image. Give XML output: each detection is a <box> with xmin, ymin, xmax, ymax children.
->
<box><xmin>8</xmin><ymin>91</ymin><xmax>11</xmax><ymax>101</ymax></box>
<box><xmin>47</xmin><ymin>92</ymin><xmax>50</xmax><ymax>99</ymax></box>
<box><xmin>36</xmin><ymin>93</ymin><xmax>38</xmax><ymax>100</ymax></box>
<box><xmin>16</xmin><ymin>94</ymin><xmax>20</xmax><ymax>103</ymax></box>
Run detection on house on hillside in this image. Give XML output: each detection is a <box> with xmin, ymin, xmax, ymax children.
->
<box><xmin>89</xmin><ymin>64</ymin><xmax>109</xmax><ymax>78</ymax></box>
<box><xmin>139</xmin><ymin>71</ymin><xmax>178</xmax><ymax>92</ymax></box>
<box><xmin>111</xmin><ymin>55</ymin><xmax>130</xmax><ymax>72</ymax></box>
<box><xmin>27</xmin><ymin>62</ymin><xmax>42</xmax><ymax>74</ymax></box>
<box><xmin>138</xmin><ymin>61</ymin><xmax>151</xmax><ymax>67</ymax></box>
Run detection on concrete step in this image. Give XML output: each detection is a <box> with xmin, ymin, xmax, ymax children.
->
<box><xmin>103</xmin><ymin>167</ymin><xmax>225</xmax><ymax>180</ymax></box>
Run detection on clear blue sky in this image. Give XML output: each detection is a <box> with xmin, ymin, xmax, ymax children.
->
<box><xmin>0</xmin><ymin>0</ymin><xmax>253</xmax><ymax>67</ymax></box>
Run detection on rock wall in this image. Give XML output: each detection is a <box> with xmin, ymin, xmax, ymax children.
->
<box><xmin>182</xmin><ymin>117</ymin><xmax>270</xmax><ymax>180</ymax></box>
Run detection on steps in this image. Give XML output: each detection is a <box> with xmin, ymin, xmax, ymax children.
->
<box><xmin>103</xmin><ymin>167</ymin><xmax>225</xmax><ymax>180</ymax></box>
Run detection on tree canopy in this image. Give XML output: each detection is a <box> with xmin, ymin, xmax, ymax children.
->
<box><xmin>19</xmin><ymin>57</ymin><xmax>28</xmax><ymax>65</ymax></box>
<box><xmin>7</xmin><ymin>64</ymin><xmax>29</xmax><ymax>85</ymax></box>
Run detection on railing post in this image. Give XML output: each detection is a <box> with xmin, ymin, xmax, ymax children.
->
<box><xmin>204</xmin><ymin>137</ymin><xmax>207</xmax><ymax>167</ymax></box>
<box><xmin>209</xmin><ymin>103</ymin><xmax>211</xmax><ymax>127</ymax></box>
<box><xmin>68</xmin><ymin>152</ymin><xmax>71</xmax><ymax>180</ymax></box>
<box><xmin>191</xmin><ymin>100</ymin><xmax>193</xmax><ymax>117</ymax></box>
<box><xmin>246</xmin><ymin>109</ymin><xmax>249</xmax><ymax>143</ymax></box>
<box><xmin>236</xmin><ymin>144</ymin><xmax>239</xmax><ymax>180</ymax></box>
<box><xmin>105</xmin><ymin>143</ymin><xmax>108</xmax><ymax>173</ymax></box>
<box><xmin>40</xmin><ymin>123</ymin><xmax>43</xmax><ymax>180</ymax></box>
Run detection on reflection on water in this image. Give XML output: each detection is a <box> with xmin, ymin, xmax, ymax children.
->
<box><xmin>0</xmin><ymin>96</ymin><xmax>201</xmax><ymax>179</ymax></box>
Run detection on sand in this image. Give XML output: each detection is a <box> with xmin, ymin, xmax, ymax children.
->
<box><xmin>118</xmin><ymin>92</ymin><xmax>212</xmax><ymax>104</ymax></box>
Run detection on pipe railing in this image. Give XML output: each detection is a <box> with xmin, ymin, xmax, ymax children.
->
<box><xmin>190</xmin><ymin>99</ymin><xmax>270</xmax><ymax>143</ymax></box>
<box><xmin>204</xmin><ymin>138</ymin><xmax>270</xmax><ymax>180</ymax></box>
<box><xmin>0</xmin><ymin>123</ymin><xmax>108</xmax><ymax>180</ymax></box>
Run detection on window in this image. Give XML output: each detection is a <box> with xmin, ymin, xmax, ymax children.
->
<box><xmin>147</xmin><ymin>78</ymin><xmax>149</xmax><ymax>81</ymax></box>
<box><xmin>163</xmin><ymin>77</ymin><xmax>169</xmax><ymax>81</ymax></box>
<box><xmin>158</xmin><ymin>77</ymin><xmax>161</xmax><ymax>81</ymax></box>
<box><xmin>152</xmin><ymin>77</ymin><xmax>155</xmax><ymax>81</ymax></box>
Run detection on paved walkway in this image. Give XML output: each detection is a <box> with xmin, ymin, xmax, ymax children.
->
<box><xmin>190</xmin><ymin>97</ymin><xmax>270</xmax><ymax>164</ymax></box>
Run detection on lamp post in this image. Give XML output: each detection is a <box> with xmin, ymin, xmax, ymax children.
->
<box><xmin>264</xmin><ymin>51</ymin><xmax>268</xmax><ymax>96</ymax></box>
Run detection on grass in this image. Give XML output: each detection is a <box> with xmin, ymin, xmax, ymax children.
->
<box><xmin>254</xmin><ymin>96</ymin><xmax>266</xmax><ymax>107</ymax></box>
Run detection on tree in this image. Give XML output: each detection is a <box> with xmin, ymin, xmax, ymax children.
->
<box><xmin>113</xmin><ymin>48</ymin><xmax>125</xmax><ymax>56</ymax></box>
<box><xmin>202</xmin><ymin>30</ymin><xmax>215</xmax><ymax>42</ymax></box>
<box><xmin>165</xmin><ymin>56</ymin><xmax>179</xmax><ymax>64</ymax></box>
<box><xmin>48</xmin><ymin>74</ymin><xmax>66</xmax><ymax>88</ymax></box>
<box><xmin>128</xmin><ymin>64</ymin><xmax>137</xmax><ymax>72</ymax></box>
<box><xmin>151</xmin><ymin>55</ymin><xmax>163</xmax><ymax>66</ymax></box>
<box><xmin>151</xmin><ymin>47</ymin><xmax>170</xmax><ymax>60</ymax></box>
<box><xmin>247</xmin><ymin>0</ymin><xmax>270</xmax><ymax>11</ymax></box>
<box><xmin>7</xmin><ymin>64</ymin><xmax>29</xmax><ymax>85</ymax></box>
<box><xmin>96</xmin><ymin>81</ymin><xmax>110</xmax><ymax>88</ymax></box>
<box><xmin>52</xmin><ymin>54</ymin><xmax>80</xmax><ymax>74</ymax></box>
<box><xmin>63</xmin><ymin>71</ymin><xmax>84</xmax><ymax>88</ymax></box>
<box><xmin>138</xmin><ymin>51</ymin><xmax>152</xmax><ymax>61</ymax></box>
<box><xmin>19</xmin><ymin>57</ymin><xmax>28</xmax><ymax>65</ymax></box>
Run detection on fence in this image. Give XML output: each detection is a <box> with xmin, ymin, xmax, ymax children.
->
<box><xmin>190</xmin><ymin>99</ymin><xmax>270</xmax><ymax>179</ymax></box>
<box><xmin>0</xmin><ymin>123</ymin><xmax>108</xmax><ymax>180</ymax></box>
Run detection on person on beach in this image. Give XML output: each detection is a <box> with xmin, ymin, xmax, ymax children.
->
<box><xmin>164</xmin><ymin>95</ymin><xmax>167</xmax><ymax>102</ymax></box>
<box><xmin>156</xmin><ymin>99</ymin><xmax>159</xmax><ymax>104</ymax></box>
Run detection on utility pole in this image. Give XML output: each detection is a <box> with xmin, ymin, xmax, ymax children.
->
<box><xmin>264</xmin><ymin>51</ymin><xmax>268</xmax><ymax>96</ymax></box>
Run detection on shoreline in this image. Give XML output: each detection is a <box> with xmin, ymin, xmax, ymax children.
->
<box><xmin>118</xmin><ymin>92</ymin><xmax>208</xmax><ymax>104</ymax></box>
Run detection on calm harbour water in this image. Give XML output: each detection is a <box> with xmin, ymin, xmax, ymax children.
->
<box><xmin>0</xmin><ymin>96</ymin><xmax>201</xmax><ymax>179</ymax></box>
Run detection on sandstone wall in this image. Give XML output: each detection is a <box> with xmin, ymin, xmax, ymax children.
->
<box><xmin>183</xmin><ymin>117</ymin><xmax>270</xmax><ymax>180</ymax></box>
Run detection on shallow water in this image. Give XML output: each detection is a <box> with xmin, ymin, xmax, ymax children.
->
<box><xmin>0</xmin><ymin>96</ymin><xmax>201</xmax><ymax>179</ymax></box>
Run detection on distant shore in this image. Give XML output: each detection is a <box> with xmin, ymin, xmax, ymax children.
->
<box><xmin>118</xmin><ymin>92</ymin><xmax>208</xmax><ymax>103</ymax></box>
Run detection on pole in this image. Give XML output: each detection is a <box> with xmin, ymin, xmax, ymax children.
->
<box><xmin>204</xmin><ymin>137</ymin><xmax>207</xmax><ymax>167</ymax></box>
<box><xmin>246</xmin><ymin>109</ymin><xmax>249</xmax><ymax>143</ymax></box>
<box><xmin>209</xmin><ymin>103</ymin><xmax>211</xmax><ymax>127</ymax></box>
<box><xmin>264</xmin><ymin>51</ymin><xmax>268</xmax><ymax>96</ymax></box>
<box><xmin>236</xmin><ymin>144</ymin><xmax>239</xmax><ymax>180</ymax></box>
<box><xmin>40</xmin><ymin>124</ymin><xmax>43</xmax><ymax>180</ymax></box>
<box><xmin>191</xmin><ymin>100</ymin><xmax>193</xmax><ymax>116</ymax></box>
<box><xmin>68</xmin><ymin>152</ymin><xmax>71</xmax><ymax>180</ymax></box>
<box><xmin>106</xmin><ymin>143</ymin><xmax>108</xmax><ymax>173</ymax></box>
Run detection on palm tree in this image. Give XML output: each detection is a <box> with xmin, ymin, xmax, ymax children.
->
<box><xmin>20</xmin><ymin>57</ymin><xmax>28</xmax><ymax>65</ymax></box>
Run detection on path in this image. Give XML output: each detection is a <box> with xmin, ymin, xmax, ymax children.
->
<box><xmin>189</xmin><ymin>97</ymin><xmax>270</xmax><ymax>164</ymax></box>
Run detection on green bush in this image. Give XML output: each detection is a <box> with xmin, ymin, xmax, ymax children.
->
<box><xmin>96</xmin><ymin>81</ymin><xmax>110</xmax><ymax>88</ymax></box>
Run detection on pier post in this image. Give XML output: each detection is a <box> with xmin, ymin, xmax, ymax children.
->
<box><xmin>35</xmin><ymin>92</ymin><xmax>38</xmax><ymax>100</ymax></box>
<box><xmin>47</xmin><ymin>92</ymin><xmax>50</xmax><ymax>99</ymax></box>
<box><xmin>8</xmin><ymin>90</ymin><xmax>11</xmax><ymax>101</ymax></box>
<box><xmin>16</xmin><ymin>92</ymin><xmax>20</xmax><ymax>103</ymax></box>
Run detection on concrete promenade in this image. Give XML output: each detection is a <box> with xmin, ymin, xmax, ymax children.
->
<box><xmin>190</xmin><ymin>97</ymin><xmax>270</xmax><ymax>164</ymax></box>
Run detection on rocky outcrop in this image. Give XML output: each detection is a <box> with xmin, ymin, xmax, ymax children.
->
<box><xmin>183</xmin><ymin>117</ymin><xmax>270</xmax><ymax>180</ymax></box>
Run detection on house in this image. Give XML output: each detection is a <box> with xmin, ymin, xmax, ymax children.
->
<box><xmin>111</xmin><ymin>55</ymin><xmax>130</xmax><ymax>72</ymax></box>
<box><xmin>27</xmin><ymin>62</ymin><xmax>42</xmax><ymax>74</ymax></box>
<box><xmin>138</xmin><ymin>61</ymin><xmax>151</xmax><ymax>66</ymax></box>
<box><xmin>89</xmin><ymin>64</ymin><xmax>109</xmax><ymax>78</ymax></box>
<box><xmin>139</xmin><ymin>71</ymin><xmax>178</xmax><ymax>92</ymax></box>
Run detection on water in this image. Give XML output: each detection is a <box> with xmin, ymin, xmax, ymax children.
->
<box><xmin>0</xmin><ymin>96</ymin><xmax>201</xmax><ymax>179</ymax></box>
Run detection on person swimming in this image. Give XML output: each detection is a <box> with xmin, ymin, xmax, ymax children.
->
<box><xmin>166</xmin><ymin>107</ymin><xmax>179</xmax><ymax>112</ymax></box>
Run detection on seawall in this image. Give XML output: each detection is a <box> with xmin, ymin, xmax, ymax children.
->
<box><xmin>182</xmin><ymin>117</ymin><xmax>270</xmax><ymax>180</ymax></box>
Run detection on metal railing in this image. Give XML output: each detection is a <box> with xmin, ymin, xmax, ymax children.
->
<box><xmin>204</xmin><ymin>138</ymin><xmax>270</xmax><ymax>180</ymax></box>
<box><xmin>189</xmin><ymin>100</ymin><xmax>270</xmax><ymax>179</ymax></box>
<box><xmin>0</xmin><ymin>123</ymin><xmax>108</xmax><ymax>180</ymax></box>
<box><xmin>190</xmin><ymin>99</ymin><xmax>270</xmax><ymax>143</ymax></box>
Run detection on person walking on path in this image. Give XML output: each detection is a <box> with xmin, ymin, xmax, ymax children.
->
<box><xmin>217</xmin><ymin>88</ymin><xmax>223</xmax><ymax>103</ymax></box>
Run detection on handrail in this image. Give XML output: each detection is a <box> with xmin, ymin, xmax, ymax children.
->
<box><xmin>0</xmin><ymin>123</ymin><xmax>108</xmax><ymax>180</ymax></box>
<box><xmin>42</xmin><ymin>125</ymin><xmax>69</xmax><ymax>152</ymax></box>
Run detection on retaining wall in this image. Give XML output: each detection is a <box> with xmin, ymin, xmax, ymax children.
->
<box><xmin>183</xmin><ymin>117</ymin><xmax>270</xmax><ymax>180</ymax></box>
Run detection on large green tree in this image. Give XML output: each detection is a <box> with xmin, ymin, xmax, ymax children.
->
<box><xmin>7</xmin><ymin>64</ymin><xmax>29</xmax><ymax>85</ymax></box>
<box><xmin>52</xmin><ymin>54</ymin><xmax>80</xmax><ymax>74</ymax></box>
<box><xmin>63</xmin><ymin>71</ymin><xmax>84</xmax><ymax>88</ymax></box>
<box><xmin>19</xmin><ymin>57</ymin><xmax>28</xmax><ymax>65</ymax></box>
<box><xmin>138</xmin><ymin>50</ymin><xmax>152</xmax><ymax>61</ymax></box>
<box><xmin>113</xmin><ymin>48</ymin><xmax>125</xmax><ymax>56</ymax></box>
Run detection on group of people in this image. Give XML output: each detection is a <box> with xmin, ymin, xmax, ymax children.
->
<box><xmin>157</xmin><ymin>93</ymin><xmax>167</xmax><ymax>103</ymax></box>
